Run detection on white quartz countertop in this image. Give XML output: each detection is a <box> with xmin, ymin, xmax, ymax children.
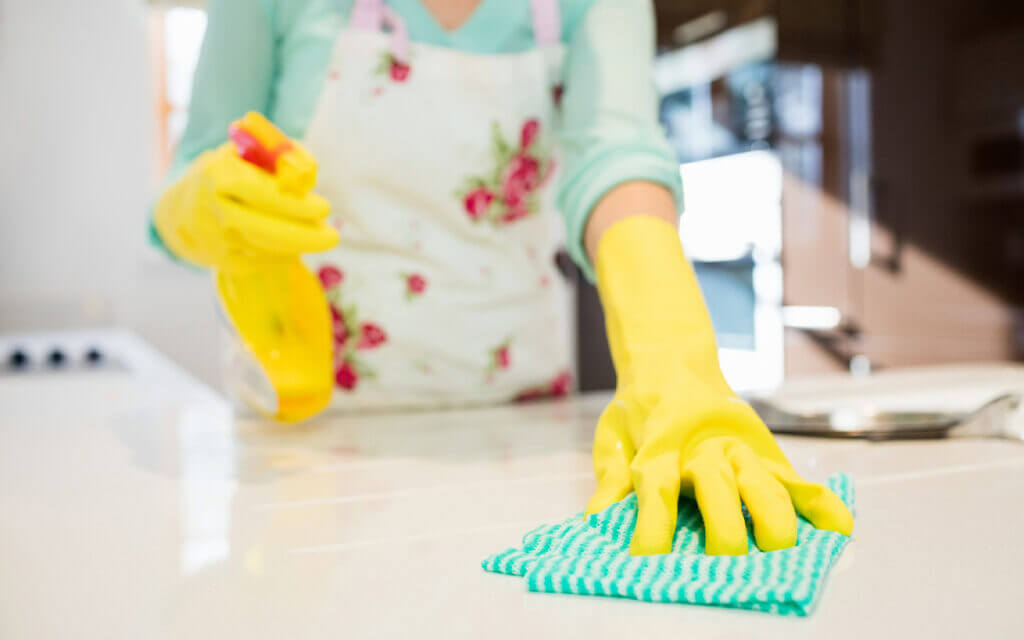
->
<box><xmin>2</xmin><ymin>331</ymin><xmax>1023</xmax><ymax>639</ymax></box>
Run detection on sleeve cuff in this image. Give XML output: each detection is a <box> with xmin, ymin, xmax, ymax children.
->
<box><xmin>147</xmin><ymin>206</ymin><xmax>200</xmax><ymax>270</ymax></box>
<box><xmin>557</xmin><ymin>144</ymin><xmax>684</xmax><ymax>283</ymax></box>
<box><xmin>148</xmin><ymin>167</ymin><xmax>187</xmax><ymax>263</ymax></box>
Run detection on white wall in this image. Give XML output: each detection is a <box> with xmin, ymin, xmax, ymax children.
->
<box><xmin>0</xmin><ymin>0</ymin><xmax>221</xmax><ymax>384</ymax></box>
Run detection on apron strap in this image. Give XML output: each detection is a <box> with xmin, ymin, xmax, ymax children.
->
<box><xmin>349</xmin><ymin>0</ymin><xmax>410</xmax><ymax>62</ymax></box>
<box><xmin>349</xmin><ymin>0</ymin><xmax>383</xmax><ymax>30</ymax></box>
<box><xmin>530</xmin><ymin>0</ymin><xmax>562</xmax><ymax>47</ymax></box>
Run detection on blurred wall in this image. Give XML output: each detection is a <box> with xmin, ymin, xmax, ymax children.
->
<box><xmin>0</xmin><ymin>0</ymin><xmax>221</xmax><ymax>384</ymax></box>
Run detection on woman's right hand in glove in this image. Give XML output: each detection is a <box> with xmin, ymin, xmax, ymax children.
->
<box><xmin>153</xmin><ymin>141</ymin><xmax>337</xmax><ymax>271</ymax></box>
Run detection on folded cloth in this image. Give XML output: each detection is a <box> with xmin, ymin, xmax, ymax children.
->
<box><xmin>483</xmin><ymin>473</ymin><xmax>854</xmax><ymax>616</ymax></box>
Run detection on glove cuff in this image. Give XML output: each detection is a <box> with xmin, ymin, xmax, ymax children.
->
<box><xmin>594</xmin><ymin>215</ymin><xmax>727</xmax><ymax>392</ymax></box>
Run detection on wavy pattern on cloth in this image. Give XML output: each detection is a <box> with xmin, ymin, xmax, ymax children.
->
<box><xmin>483</xmin><ymin>473</ymin><xmax>854</xmax><ymax>617</ymax></box>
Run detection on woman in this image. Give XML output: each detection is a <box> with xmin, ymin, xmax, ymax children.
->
<box><xmin>154</xmin><ymin>0</ymin><xmax>853</xmax><ymax>556</ymax></box>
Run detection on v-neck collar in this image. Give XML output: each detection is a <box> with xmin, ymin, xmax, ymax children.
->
<box><xmin>389</xmin><ymin>0</ymin><xmax>508</xmax><ymax>45</ymax></box>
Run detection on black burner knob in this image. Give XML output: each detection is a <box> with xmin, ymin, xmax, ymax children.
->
<box><xmin>47</xmin><ymin>349</ymin><xmax>66</xmax><ymax>367</ymax></box>
<box><xmin>85</xmin><ymin>348</ymin><xmax>103</xmax><ymax>365</ymax></box>
<box><xmin>7</xmin><ymin>349</ymin><xmax>30</xmax><ymax>370</ymax></box>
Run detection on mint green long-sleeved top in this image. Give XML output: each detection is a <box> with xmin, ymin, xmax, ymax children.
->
<box><xmin>158</xmin><ymin>0</ymin><xmax>682</xmax><ymax>280</ymax></box>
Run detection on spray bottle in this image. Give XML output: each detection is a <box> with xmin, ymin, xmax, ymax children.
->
<box><xmin>216</xmin><ymin>112</ymin><xmax>334</xmax><ymax>422</ymax></box>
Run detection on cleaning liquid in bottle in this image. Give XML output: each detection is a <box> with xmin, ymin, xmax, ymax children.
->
<box><xmin>217</xmin><ymin>112</ymin><xmax>335</xmax><ymax>422</ymax></box>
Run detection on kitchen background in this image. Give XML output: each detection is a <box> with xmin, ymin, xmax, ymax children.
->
<box><xmin>2</xmin><ymin>0</ymin><xmax>1023</xmax><ymax>391</ymax></box>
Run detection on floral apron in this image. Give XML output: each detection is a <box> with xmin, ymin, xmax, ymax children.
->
<box><xmin>301</xmin><ymin>0</ymin><xmax>574</xmax><ymax>410</ymax></box>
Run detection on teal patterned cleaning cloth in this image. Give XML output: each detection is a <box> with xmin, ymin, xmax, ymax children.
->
<box><xmin>483</xmin><ymin>473</ymin><xmax>854</xmax><ymax>617</ymax></box>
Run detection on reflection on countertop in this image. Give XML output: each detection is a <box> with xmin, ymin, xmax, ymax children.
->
<box><xmin>2</xmin><ymin>331</ymin><xmax>1024</xmax><ymax>639</ymax></box>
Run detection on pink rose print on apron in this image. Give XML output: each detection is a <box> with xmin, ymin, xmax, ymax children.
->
<box><xmin>295</xmin><ymin>0</ymin><xmax>573</xmax><ymax>410</ymax></box>
<box><xmin>456</xmin><ymin>119</ymin><xmax>556</xmax><ymax>225</ymax></box>
<box><xmin>486</xmin><ymin>338</ymin><xmax>513</xmax><ymax>383</ymax></box>
<box><xmin>402</xmin><ymin>272</ymin><xmax>428</xmax><ymax>300</ymax></box>
<box><xmin>515</xmin><ymin>370</ymin><xmax>574</xmax><ymax>402</ymax></box>
<box><xmin>319</xmin><ymin>265</ymin><xmax>388</xmax><ymax>391</ymax></box>
<box><xmin>375</xmin><ymin>52</ymin><xmax>411</xmax><ymax>83</ymax></box>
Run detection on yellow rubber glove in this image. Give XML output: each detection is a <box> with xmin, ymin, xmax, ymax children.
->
<box><xmin>154</xmin><ymin>113</ymin><xmax>338</xmax><ymax>422</ymax></box>
<box><xmin>153</xmin><ymin>137</ymin><xmax>337</xmax><ymax>270</ymax></box>
<box><xmin>215</xmin><ymin>260</ymin><xmax>334</xmax><ymax>423</ymax></box>
<box><xmin>585</xmin><ymin>216</ymin><xmax>854</xmax><ymax>556</ymax></box>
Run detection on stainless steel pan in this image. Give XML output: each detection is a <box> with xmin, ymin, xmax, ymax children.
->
<box><xmin>749</xmin><ymin>393</ymin><xmax>1022</xmax><ymax>442</ymax></box>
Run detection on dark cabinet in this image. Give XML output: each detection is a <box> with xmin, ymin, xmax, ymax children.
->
<box><xmin>655</xmin><ymin>0</ymin><xmax>879</xmax><ymax>67</ymax></box>
<box><xmin>579</xmin><ymin>1</ymin><xmax>1024</xmax><ymax>385</ymax></box>
<box><xmin>781</xmin><ymin>1</ymin><xmax>1024</xmax><ymax>375</ymax></box>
